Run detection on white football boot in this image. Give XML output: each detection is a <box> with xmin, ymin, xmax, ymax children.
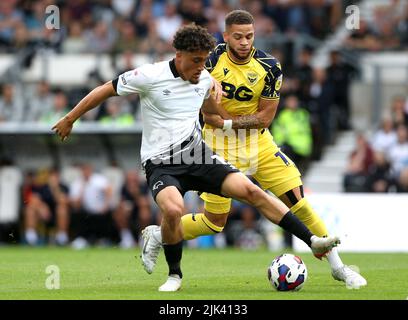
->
<box><xmin>332</xmin><ymin>265</ymin><xmax>367</xmax><ymax>289</ymax></box>
<box><xmin>158</xmin><ymin>274</ymin><xmax>182</xmax><ymax>292</ymax></box>
<box><xmin>310</xmin><ymin>235</ymin><xmax>341</xmax><ymax>260</ymax></box>
<box><xmin>140</xmin><ymin>225</ymin><xmax>162</xmax><ymax>274</ymax></box>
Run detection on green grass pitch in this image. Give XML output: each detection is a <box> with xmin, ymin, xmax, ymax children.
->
<box><xmin>0</xmin><ymin>246</ymin><xmax>407</xmax><ymax>300</ymax></box>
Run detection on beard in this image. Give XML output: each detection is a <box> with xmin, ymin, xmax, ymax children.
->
<box><xmin>229</xmin><ymin>46</ymin><xmax>251</xmax><ymax>61</ymax></box>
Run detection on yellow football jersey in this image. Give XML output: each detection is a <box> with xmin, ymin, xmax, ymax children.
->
<box><xmin>199</xmin><ymin>43</ymin><xmax>302</xmax><ymax>211</ymax></box>
<box><xmin>204</xmin><ymin>43</ymin><xmax>283</xmax><ymax>120</ymax></box>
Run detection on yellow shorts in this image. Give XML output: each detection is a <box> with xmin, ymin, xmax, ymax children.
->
<box><xmin>201</xmin><ymin>128</ymin><xmax>302</xmax><ymax>214</ymax></box>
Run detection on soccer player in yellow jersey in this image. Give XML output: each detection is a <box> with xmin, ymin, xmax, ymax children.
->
<box><xmin>141</xmin><ymin>10</ymin><xmax>366</xmax><ymax>289</ymax></box>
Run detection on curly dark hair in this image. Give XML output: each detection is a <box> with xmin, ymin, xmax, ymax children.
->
<box><xmin>173</xmin><ymin>24</ymin><xmax>216</xmax><ymax>52</ymax></box>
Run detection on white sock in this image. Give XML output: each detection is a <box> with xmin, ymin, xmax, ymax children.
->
<box><xmin>25</xmin><ymin>229</ymin><xmax>38</xmax><ymax>245</ymax></box>
<box><xmin>120</xmin><ymin>229</ymin><xmax>134</xmax><ymax>242</ymax></box>
<box><xmin>56</xmin><ymin>231</ymin><xmax>68</xmax><ymax>245</ymax></box>
<box><xmin>326</xmin><ymin>247</ymin><xmax>344</xmax><ymax>270</ymax></box>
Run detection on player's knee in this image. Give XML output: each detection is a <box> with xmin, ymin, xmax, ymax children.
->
<box><xmin>242</xmin><ymin>183</ymin><xmax>264</xmax><ymax>204</ymax></box>
<box><xmin>161</xmin><ymin>201</ymin><xmax>184</xmax><ymax>221</ymax></box>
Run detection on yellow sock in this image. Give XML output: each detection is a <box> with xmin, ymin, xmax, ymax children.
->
<box><xmin>181</xmin><ymin>213</ymin><xmax>224</xmax><ymax>240</ymax></box>
<box><xmin>291</xmin><ymin>198</ymin><xmax>329</xmax><ymax>237</ymax></box>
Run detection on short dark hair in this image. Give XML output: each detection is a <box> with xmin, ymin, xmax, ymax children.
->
<box><xmin>225</xmin><ymin>10</ymin><xmax>254</xmax><ymax>27</ymax></box>
<box><xmin>173</xmin><ymin>24</ymin><xmax>216</xmax><ymax>52</ymax></box>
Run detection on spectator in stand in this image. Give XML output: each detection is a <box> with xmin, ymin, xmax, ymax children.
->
<box><xmin>132</xmin><ymin>0</ymin><xmax>159</xmax><ymax>54</ymax></box>
<box><xmin>271</xmin><ymin>94</ymin><xmax>312</xmax><ymax>174</ymax></box>
<box><xmin>61</xmin><ymin>21</ymin><xmax>87</xmax><ymax>54</ymax></box>
<box><xmin>390</xmin><ymin>95</ymin><xmax>408</xmax><ymax>127</ymax></box>
<box><xmin>10</xmin><ymin>22</ymin><xmax>29</xmax><ymax>53</ymax></box>
<box><xmin>23</xmin><ymin>0</ymin><xmax>49</xmax><ymax>45</ymax></box>
<box><xmin>39</xmin><ymin>89</ymin><xmax>69</xmax><ymax>124</ymax></box>
<box><xmin>99</xmin><ymin>96</ymin><xmax>134</xmax><ymax>126</ymax></box>
<box><xmin>326</xmin><ymin>50</ymin><xmax>357</xmax><ymax>130</ymax></box>
<box><xmin>397</xmin><ymin>3</ymin><xmax>408</xmax><ymax>47</ymax></box>
<box><xmin>84</xmin><ymin>20</ymin><xmax>117</xmax><ymax>54</ymax></box>
<box><xmin>177</xmin><ymin>0</ymin><xmax>208</xmax><ymax>26</ymax></box>
<box><xmin>111</xmin><ymin>19</ymin><xmax>141</xmax><ymax>55</ymax></box>
<box><xmin>374</xmin><ymin>20</ymin><xmax>401</xmax><ymax>51</ymax></box>
<box><xmin>206</xmin><ymin>17</ymin><xmax>224</xmax><ymax>45</ymax></box>
<box><xmin>26</xmin><ymin>81</ymin><xmax>54</xmax><ymax>122</ymax></box>
<box><xmin>65</xmin><ymin>0</ymin><xmax>92</xmax><ymax>26</ymax></box>
<box><xmin>395</xmin><ymin>167</ymin><xmax>408</xmax><ymax>192</ymax></box>
<box><xmin>111</xmin><ymin>0</ymin><xmax>137</xmax><ymax>20</ymax></box>
<box><xmin>343</xmin><ymin>133</ymin><xmax>374</xmax><ymax>192</ymax></box>
<box><xmin>302</xmin><ymin>0</ymin><xmax>332</xmax><ymax>39</ymax></box>
<box><xmin>113</xmin><ymin>170</ymin><xmax>152</xmax><ymax>248</ymax></box>
<box><xmin>69</xmin><ymin>163</ymin><xmax>114</xmax><ymax>249</ymax></box>
<box><xmin>371</xmin><ymin>116</ymin><xmax>397</xmax><ymax>154</ymax></box>
<box><xmin>0</xmin><ymin>83</ymin><xmax>25</xmax><ymax>122</ymax></box>
<box><xmin>23</xmin><ymin>168</ymin><xmax>69</xmax><ymax>246</ymax></box>
<box><xmin>388</xmin><ymin>124</ymin><xmax>408</xmax><ymax>180</ymax></box>
<box><xmin>112</xmin><ymin>50</ymin><xmax>141</xmax><ymax>119</ymax></box>
<box><xmin>234</xmin><ymin>205</ymin><xmax>263</xmax><ymax>250</ymax></box>
<box><xmin>223</xmin><ymin>200</ymin><xmax>263</xmax><ymax>250</ymax></box>
<box><xmin>308</xmin><ymin>68</ymin><xmax>335</xmax><ymax>147</ymax></box>
<box><xmin>366</xmin><ymin>151</ymin><xmax>393</xmax><ymax>193</ymax></box>
<box><xmin>204</xmin><ymin>0</ymin><xmax>231</xmax><ymax>33</ymax></box>
<box><xmin>247</xmin><ymin>0</ymin><xmax>275</xmax><ymax>37</ymax></box>
<box><xmin>344</xmin><ymin>19</ymin><xmax>382</xmax><ymax>52</ymax></box>
<box><xmin>293</xmin><ymin>47</ymin><xmax>313</xmax><ymax>105</ymax></box>
<box><xmin>155</xmin><ymin>1</ymin><xmax>182</xmax><ymax>52</ymax></box>
<box><xmin>0</xmin><ymin>0</ymin><xmax>23</xmax><ymax>50</ymax></box>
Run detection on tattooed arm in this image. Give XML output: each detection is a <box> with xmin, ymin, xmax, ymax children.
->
<box><xmin>231</xmin><ymin>98</ymin><xmax>279</xmax><ymax>129</ymax></box>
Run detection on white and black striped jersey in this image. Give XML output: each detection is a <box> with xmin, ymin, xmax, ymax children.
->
<box><xmin>113</xmin><ymin>59</ymin><xmax>212</xmax><ymax>164</ymax></box>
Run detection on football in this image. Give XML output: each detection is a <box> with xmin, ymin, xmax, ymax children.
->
<box><xmin>267</xmin><ymin>253</ymin><xmax>308</xmax><ymax>291</ymax></box>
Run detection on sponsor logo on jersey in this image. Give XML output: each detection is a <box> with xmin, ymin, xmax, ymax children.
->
<box><xmin>162</xmin><ymin>89</ymin><xmax>171</xmax><ymax>96</ymax></box>
<box><xmin>223</xmin><ymin>68</ymin><xmax>230</xmax><ymax>76</ymax></box>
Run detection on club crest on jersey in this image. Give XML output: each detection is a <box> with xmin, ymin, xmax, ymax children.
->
<box><xmin>246</xmin><ymin>72</ymin><xmax>258</xmax><ymax>84</ymax></box>
<box><xmin>153</xmin><ymin>181</ymin><xmax>164</xmax><ymax>190</ymax></box>
<box><xmin>195</xmin><ymin>87</ymin><xmax>204</xmax><ymax>97</ymax></box>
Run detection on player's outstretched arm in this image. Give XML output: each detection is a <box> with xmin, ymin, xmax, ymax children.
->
<box><xmin>52</xmin><ymin>81</ymin><xmax>117</xmax><ymax>141</ymax></box>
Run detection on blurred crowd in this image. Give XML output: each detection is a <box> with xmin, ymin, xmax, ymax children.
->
<box><xmin>0</xmin><ymin>81</ymin><xmax>142</xmax><ymax>124</ymax></box>
<box><xmin>0</xmin><ymin>0</ymin><xmax>355</xmax><ymax>54</ymax></box>
<box><xmin>343</xmin><ymin>96</ymin><xmax>408</xmax><ymax>193</ymax></box>
<box><xmin>0</xmin><ymin>160</ymin><xmax>282</xmax><ymax>250</ymax></box>
<box><xmin>0</xmin><ymin>0</ymin><xmax>405</xmax><ymax>55</ymax></box>
<box><xmin>0</xmin><ymin>49</ymin><xmax>359</xmax><ymax>174</ymax></box>
<box><xmin>344</xmin><ymin>0</ymin><xmax>408</xmax><ymax>52</ymax></box>
<box><xmin>0</xmin><ymin>1</ymin><xmax>374</xmax><ymax>170</ymax></box>
<box><xmin>0</xmin><ymin>160</ymin><xmax>160</xmax><ymax>248</ymax></box>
